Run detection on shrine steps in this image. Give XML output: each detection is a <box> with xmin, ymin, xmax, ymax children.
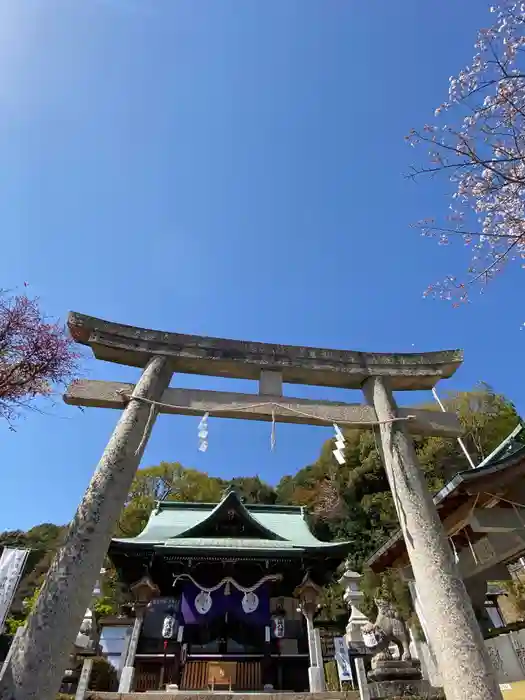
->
<box><xmin>86</xmin><ymin>693</ymin><xmax>359</xmax><ymax>700</ymax></box>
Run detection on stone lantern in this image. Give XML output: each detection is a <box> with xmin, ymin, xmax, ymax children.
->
<box><xmin>294</xmin><ymin>574</ymin><xmax>325</xmax><ymax>692</ymax></box>
<box><xmin>338</xmin><ymin>565</ymin><xmax>370</xmax><ymax>644</ymax></box>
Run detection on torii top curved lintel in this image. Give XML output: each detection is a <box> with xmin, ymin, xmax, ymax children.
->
<box><xmin>68</xmin><ymin>312</ymin><xmax>463</xmax><ymax>391</ymax></box>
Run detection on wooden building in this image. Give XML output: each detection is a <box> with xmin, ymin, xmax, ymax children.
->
<box><xmin>366</xmin><ymin>442</ymin><xmax>525</xmax><ymax>636</ymax></box>
<box><xmin>107</xmin><ymin>488</ymin><xmax>352</xmax><ymax>693</ymax></box>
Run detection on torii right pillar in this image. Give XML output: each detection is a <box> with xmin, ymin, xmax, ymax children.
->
<box><xmin>363</xmin><ymin>376</ymin><xmax>502</xmax><ymax>700</ymax></box>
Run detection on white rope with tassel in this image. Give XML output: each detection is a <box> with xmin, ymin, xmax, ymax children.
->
<box><xmin>117</xmin><ymin>389</ymin><xmax>416</xmax><ymax>455</ymax></box>
<box><xmin>172</xmin><ymin>573</ymin><xmax>282</xmax><ymax>593</ymax></box>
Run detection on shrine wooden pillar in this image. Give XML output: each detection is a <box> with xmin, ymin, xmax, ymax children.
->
<box><xmin>295</xmin><ymin>576</ymin><xmax>324</xmax><ymax>693</ymax></box>
<box><xmin>119</xmin><ymin>577</ymin><xmax>160</xmax><ymax>694</ymax></box>
<box><xmin>119</xmin><ymin>612</ymin><xmax>145</xmax><ymax>693</ymax></box>
<box><xmin>261</xmin><ymin>624</ymin><xmax>273</xmax><ymax>689</ymax></box>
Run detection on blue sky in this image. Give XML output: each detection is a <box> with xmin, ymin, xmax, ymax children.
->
<box><xmin>1</xmin><ymin>0</ymin><xmax>521</xmax><ymax>531</ymax></box>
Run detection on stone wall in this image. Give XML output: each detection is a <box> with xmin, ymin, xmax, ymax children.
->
<box><xmin>409</xmin><ymin>630</ymin><xmax>442</xmax><ymax>688</ymax></box>
<box><xmin>485</xmin><ymin>630</ymin><xmax>525</xmax><ymax>684</ymax></box>
<box><xmin>412</xmin><ymin>628</ymin><xmax>525</xmax><ymax>687</ymax></box>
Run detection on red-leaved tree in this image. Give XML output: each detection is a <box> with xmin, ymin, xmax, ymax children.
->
<box><xmin>408</xmin><ymin>1</ymin><xmax>525</xmax><ymax>305</ymax></box>
<box><xmin>0</xmin><ymin>291</ymin><xmax>80</xmax><ymax>425</ymax></box>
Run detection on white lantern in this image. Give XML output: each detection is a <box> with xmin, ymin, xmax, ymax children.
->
<box><xmin>272</xmin><ymin>615</ymin><xmax>285</xmax><ymax>638</ymax></box>
<box><xmin>162</xmin><ymin>614</ymin><xmax>176</xmax><ymax>639</ymax></box>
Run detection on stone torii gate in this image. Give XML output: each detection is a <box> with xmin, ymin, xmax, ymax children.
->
<box><xmin>0</xmin><ymin>313</ymin><xmax>501</xmax><ymax>700</ymax></box>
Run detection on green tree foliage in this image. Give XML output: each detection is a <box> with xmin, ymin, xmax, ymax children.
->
<box><xmin>501</xmin><ymin>578</ymin><xmax>525</xmax><ymax>620</ymax></box>
<box><xmin>116</xmin><ymin>462</ymin><xmax>226</xmax><ymax>537</ymax></box>
<box><xmin>88</xmin><ymin>656</ymin><xmax>118</xmax><ymax>692</ymax></box>
<box><xmin>275</xmin><ymin>385</ymin><xmax>522</xmax><ymax>619</ymax></box>
<box><xmin>416</xmin><ymin>384</ymin><xmax>524</xmax><ymax>483</ymax></box>
<box><xmin>360</xmin><ymin>568</ymin><xmax>413</xmax><ymax>621</ymax></box>
<box><xmin>92</xmin><ymin>562</ymin><xmax>131</xmax><ymax>619</ymax></box>
<box><xmin>229</xmin><ymin>475</ymin><xmax>277</xmax><ymax>504</ymax></box>
<box><xmin>3</xmin><ymin>583</ymin><xmax>43</xmax><ymax>634</ymax></box>
<box><xmin>0</xmin><ymin>524</ymin><xmax>66</xmax><ymax>631</ymax></box>
<box><xmin>92</xmin><ymin>597</ymin><xmax>116</xmax><ymax>620</ymax></box>
<box><xmin>277</xmin><ymin>385</ymin><xmax>522</xmax><ymax>569</ymax></box>
<box><xmin>116</xmin><ymin>463</ymin><xmax>278</xmax><ymax>537</ymax></box>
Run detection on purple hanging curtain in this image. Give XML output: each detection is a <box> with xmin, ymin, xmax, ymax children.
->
<box><xmin>229</xmin><ymin>585</ymin><xmax>270</xmax><ymax>626</ymax></box>
<box><xmin>180</xmin><ymin>581</ymin><xmax>271</xmax><ymax>626</ymax></box>
<box><xmin>181</xmin><ymin>582</ymin><xmax>228</xmax><ymax>623</ymax></box>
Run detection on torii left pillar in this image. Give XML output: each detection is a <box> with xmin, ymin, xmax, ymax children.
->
<box><xmin>0</xmin><ymin>356</ymin><xmax>173</xmax><ymax>700</ymax></box>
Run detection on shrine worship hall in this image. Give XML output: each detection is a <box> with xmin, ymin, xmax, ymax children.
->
<box><xmin>107</xmin><ymin>487</ymin><xmax>352</xmax><ymax>693</ymax></box>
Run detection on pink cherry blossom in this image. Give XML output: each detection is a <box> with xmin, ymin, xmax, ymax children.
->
<box><xmin>0</xmin><ymin>291</ymin><xmax>81</xmax><ymax>425</ymax></box>
<box><xmin>408</xmin><ymin>1</ymin><xmax>525</xmax><ymax>303</ymax></box>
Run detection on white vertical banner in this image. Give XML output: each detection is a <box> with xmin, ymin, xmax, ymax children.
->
<box><xmin>333</xmin><ymin>636</ymin><xmax>353</xmax><ymax>685</ymax></box>
<box><xmin>0</xmin><ymin>548</ymin><xmax>30</xmax><ymax>633</ymax></box>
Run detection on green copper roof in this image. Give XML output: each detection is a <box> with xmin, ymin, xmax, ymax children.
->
<box><xmin>111</xmin><ymin>487</ymin><xmax>351</xmax><ymax>556</ymax></box>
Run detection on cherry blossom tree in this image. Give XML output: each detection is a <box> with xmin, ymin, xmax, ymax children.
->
<box><xmin>407</xmin><ymin>2</ymin><xmax>525</xmax><ymax>304</ymax></box>
<box><xmin>0</xmin><ymin>291</ymin><xmax>80</xmax><ymax>425</ymax></box>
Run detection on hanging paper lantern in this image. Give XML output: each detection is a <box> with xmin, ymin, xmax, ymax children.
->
<box><xmin>272</xmin><ymin>615</ymin><xmax>285</xmax><ymax>638</ymax></box>
<box><xmin>162</xmin><ymin>614</ymin><xmax>176</xmax><ymax>639</ymax></box>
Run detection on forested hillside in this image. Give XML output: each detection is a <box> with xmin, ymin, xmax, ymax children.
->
<box><xmin>1</xmin><ymin>385</ymin><xmax>522</xmax><ymax>630</ymax></box>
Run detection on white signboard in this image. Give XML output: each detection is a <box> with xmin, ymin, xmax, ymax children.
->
<box><xmin>333</xmin><ymin>636</ymin><xmax>353</xmax><ymax>684</ymax></box>
<box><xmin>0</xmin><ymin>548</ymin><xmax>29</xmax><ymax>633</ymax></box>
